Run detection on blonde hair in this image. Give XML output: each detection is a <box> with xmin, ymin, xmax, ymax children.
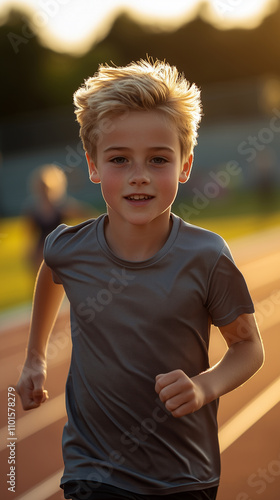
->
<box><xmin>74</xmin><ymin>58</ymin><xmax>202</xmax><ymax>162</ymax></box>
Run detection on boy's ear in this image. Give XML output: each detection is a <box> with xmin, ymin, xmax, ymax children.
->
<box><xmin>86</xmin><ymin>152</ymin><xmax>100</xmax><ymax>184</ymax></box>
<box><xmin>179</xmin><ymin>154</ymin><xmax>193</xmax><ymax>184</ymax></box>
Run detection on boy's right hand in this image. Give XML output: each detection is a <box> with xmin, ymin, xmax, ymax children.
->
<box><xmin>16</xmin><ymin>356</ymin><xmax>49</xmax><ymax>411</ymax></box>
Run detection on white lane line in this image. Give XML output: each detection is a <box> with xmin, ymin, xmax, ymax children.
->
<box><xmin>240</xmin><ymin>251</ymin><xmax>280</xmax><ymax>290</ymax></box>
<box><xmin>13</xmin><ymin>377</ymin><xmax>280</xmax><ymax>500</ymax></box>
<box><xmin>0</xmin><ymin>346</ymin><xmax>71</xmax><ymax>392</ymax></box>
<box><xmin>0</xmin><ymin>393</ymin><xmax>66</xmax><ymax>452</ymax></box>
<box><xmin>229</xmin><ymin>226</ymin><xmax>280</xmax><ymax>266</ymax></box>
<box><xmin>219</xmin><ymin>376</ymin><xmax>280</xmax><ymax>453</ymax></box>
<box><xmin>16</xmin><ymin>469</ymin><xmax>64</xmax><ymax>500</ymax></box>
<box><xmin>0</xmin><ymin>303</ymin><xmax>32</xmax><ymax>334</ymax></box>
<box><xmin>0</xmin><ymin>298</ymin><xmax>69</xmax><ymax>334</ymax></box>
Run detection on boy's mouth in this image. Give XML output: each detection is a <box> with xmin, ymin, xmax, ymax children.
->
<box><xmin>125</xmin><ymin>194</ymin><xmax>154</xmax><ymax>201</ymax></box>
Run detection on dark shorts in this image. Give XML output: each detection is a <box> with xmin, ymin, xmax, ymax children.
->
<box><xmin>63</xmin><ymin>481</ymin><xmax>218</xmax><ymax>500</ymax></box>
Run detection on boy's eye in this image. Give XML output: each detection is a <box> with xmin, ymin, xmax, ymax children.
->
<box><xmin>110</xmin><ymin>156</ymin><xmax>127</xmax><ymax>164</ymax></box>
<box><xmin>151</xmin><ymin>157</ymin><xmax>167</xmax><ymax>165</ymax></box>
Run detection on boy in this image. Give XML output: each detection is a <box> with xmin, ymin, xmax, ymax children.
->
<box><xmin>16</xmin><ymin>59</ymin><xmax>264</xmax><ymax>500</ymax></box>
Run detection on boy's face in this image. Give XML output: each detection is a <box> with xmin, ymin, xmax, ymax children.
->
<box><xmin>86</xmin><ymin>110</ymin><xmax>192</xmax><ymax>228</ymax></box>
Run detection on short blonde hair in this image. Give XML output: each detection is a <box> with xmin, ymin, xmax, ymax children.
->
<box><xmin>74</xmin><ymin>58</ymin><xmax>202</xmax><ymax>162</ymax></box>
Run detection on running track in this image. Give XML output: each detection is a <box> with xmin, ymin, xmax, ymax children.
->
<box><xmin>1</xmin><ymin>226</ymin><xmax>280</xmax><ymax>500</ymax></box>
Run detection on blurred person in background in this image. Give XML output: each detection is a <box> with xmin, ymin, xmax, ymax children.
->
<box><xmin>23</xmin><ymin>164</ymin><xmax>91</xmax><ymax>271</ymax></box>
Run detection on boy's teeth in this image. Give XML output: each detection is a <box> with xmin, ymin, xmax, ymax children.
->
<box><xmin>128</xmin><ymin>195</ymin><xmax>151</xmax><ymax>200</ymax></box>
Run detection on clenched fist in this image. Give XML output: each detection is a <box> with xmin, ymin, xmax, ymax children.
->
<box><xmin>16</xmin><ymin>356</ymin><xmax>49</xmax><ymax>411</ymax></box>
<box><xmin>155</xmin><ymin>369</ymin><xmax>205</xmax><ymax>418</ymax></box>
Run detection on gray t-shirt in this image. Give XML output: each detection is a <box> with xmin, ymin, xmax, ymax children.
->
<box><xmin>44</xmin><ymin>213</ymin><xmax>254</xmax><ymax>495</ymax></box>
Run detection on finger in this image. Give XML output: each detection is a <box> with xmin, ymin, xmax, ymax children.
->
<box><xmin>16</xmin><ymin>378</ymin><xmax>37</xmax><ymax>410</ymax></box>
<box><xmin>155</xmin><ymin>371</ymin><xmax>181</xmax><ymax>393</ymax></box>
<box><xmin>157</xmin><ymin>381</ymin><xmax>182</xmax><ymax>403</ymax></box>
<box><xmin>20</xmin><ymin>391</ymin><xmax>41</xmax><ymax>411</ymax></box>
<box><xmin>170</xmin><ymin>401</ymin><xmax>196</xmax><ymax>418</ymax></box>
<box><xmin>156</xmin><ymin>376</ymin><xmax>190</xmax><ymax>402</ymax></box>
<box><xmin>164</xmin><ymin>393</ymin><xmax>192</xmax><ymax>412</ymax></box>
<box><xmin>41</xmin><ymin>389</ymin><xmax>49</xmax><ymax>403</ymax></box>
<box><xmin>33</xmin><ymin>388</ymin><xmax>44</xmax><ymax>404</ymax></box>
<box><xmin>32</xmin><ymin>372</ymin><xmax>46</xmax><ymax>403</ymax></box>
<box><xmin>155</xmin><ymin>376</ymin><xmax>164</xmax><ymax>394</ymax></box>
<box><xmin>23</xmin><ymin>389</ymin><xmax>48</xmax><ymax>410</ymax></box>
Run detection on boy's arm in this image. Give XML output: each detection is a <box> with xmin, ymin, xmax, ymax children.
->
<box><xmin>155</xmin><ymin>313</ymin><xmax>264</xmax><ymax>418</ymax></box>
<box><xmin>16</xmin><ymin>261</ymin><xmax>65</xmax><ymax>411</ymax></box>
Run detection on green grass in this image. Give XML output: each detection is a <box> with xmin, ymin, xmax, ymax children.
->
<box><xmin>0</xmin><ymin>218</ymin><xmax>35</xmax><ymax>311</ymax></box>
<box><xmin>1</xmin><ymin>204</ymin><xmax>280</xmax><ymax>312</ymax></box>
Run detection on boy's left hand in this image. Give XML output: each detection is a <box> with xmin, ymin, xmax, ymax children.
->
<box><xmin>155</xmin><ymin>370</ymin><xmax>204</xmax><ymax>418</ymax></box>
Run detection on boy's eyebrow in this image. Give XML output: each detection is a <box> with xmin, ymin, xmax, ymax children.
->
<box><xmin>103</xmin><ymin>146</ymin><xmax>175</xmax><ymax>153</ymax></box>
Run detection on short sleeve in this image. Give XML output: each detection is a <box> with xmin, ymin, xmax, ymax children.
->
<box><xmin>43</xmin><ymin>218</ymin><xmax>97</xmax><ymax>285</ymax></box>
<box><xmin>205</xmin><ymin>243</ymin><xmax>254</xmax><ymax>326</ymax></box>
<box><xmin>43</xmin><ymin>224</ymin><xmax>68</xmax><ymax>284</ymax></box>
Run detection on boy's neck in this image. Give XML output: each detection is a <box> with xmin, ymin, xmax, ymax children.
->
<box><xmin>104</xmin><ymin>212</ymin><xmax>173</xmax><ymax>262</ymax></box>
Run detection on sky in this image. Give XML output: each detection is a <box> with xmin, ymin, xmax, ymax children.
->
<box><xmin>0</xmin><ymin>0</ymin><xmax>278</xmax><ymax>54</ymax></box>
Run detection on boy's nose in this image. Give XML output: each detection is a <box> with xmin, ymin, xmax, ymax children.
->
<box><xmin>129</xmin><ymin>164</ymin><xmax>150</xmax><ymax>185</ymax></box>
